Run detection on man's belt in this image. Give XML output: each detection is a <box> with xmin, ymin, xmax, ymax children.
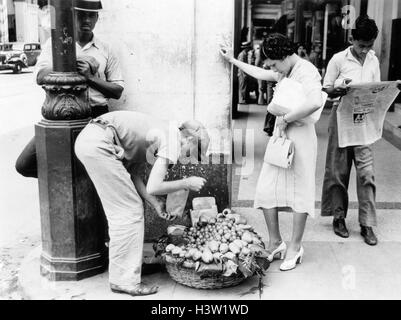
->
<box><xmin>89</xmin><ymin>118</ymin><xmax>125</xmax><ymax>159</ymax></box>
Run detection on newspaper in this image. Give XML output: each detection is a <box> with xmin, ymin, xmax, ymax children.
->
<box><xmin>336</xmin><ymin>81</ymin><xmax>400</xmax><ymax>148</ymax></box>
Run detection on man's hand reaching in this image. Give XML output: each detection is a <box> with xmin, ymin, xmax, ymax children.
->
<box><xmin>152</xmin><ymin>196</ymin><xmax>176</xmax><ymax>222</ymax></box>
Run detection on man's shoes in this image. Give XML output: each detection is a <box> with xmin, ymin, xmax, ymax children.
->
<box><xmin>360</xmin><ymin>225</ymin><xmax>378</xmax><ymax>246</ymax></box>
<box><xmin>333</xmin><ymin>218</ymin><xmax>349</xmax><ymax>238</ymax></box>
<box><xmin>110</xmin><ymin>283</ymin><xmax>158</xmax><ymax>296</ymax></box>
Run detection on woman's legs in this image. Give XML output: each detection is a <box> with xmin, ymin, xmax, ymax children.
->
<box><xmin>262</xmin><ymin>208</ymin><xmax>283</xmax><ymax>252</ymax></box>
<box><xmin>286</xmin><ymin>212</ymin><xmax>308</xmax><ymax>257</ymax></box>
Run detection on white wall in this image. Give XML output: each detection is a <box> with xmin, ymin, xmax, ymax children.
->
<box><xmin>6</xmin><ymin>0</ymin><xmax>14</xmax><ymax>15</ymax></box>
<box><xmin>14</xmin><ymin>1</ymin><xmax>38</xmax><ymax>42</ymax></box>
<box><xmin>95</xmin><ymin>0</ymin><xmax>233</xmax><ymax>155</ymax></box>
<box><xmin>0</xmin><ymin>0</ymin><xmax>9</xmax><ymax>42</ymax></box>
<box><xmin>368</xmin><ymin>0</ymin><xmax>395</xmax><ymax>80</ymax></box>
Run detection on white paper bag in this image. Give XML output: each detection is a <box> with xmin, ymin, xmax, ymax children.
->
<box><xmin>269</xmin><ymin>78</ymin><xmax>327</xmax><ymax>124</ymax></box>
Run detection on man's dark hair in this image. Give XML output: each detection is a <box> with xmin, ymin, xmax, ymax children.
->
<box><xmin>351</xmin><ymin>15</ymin><xmax>379</xmax><ymax>41</ymax></box>
<box><xmin>261</xmin><ymin>33</ymin><xmax>295</xmax><ymax>60</ymax></box>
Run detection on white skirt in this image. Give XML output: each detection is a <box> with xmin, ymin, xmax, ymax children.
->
<box><xmin>254</xmin><ymin>122</ymin><xmax>317</xmax><ymax>217</ymax></box>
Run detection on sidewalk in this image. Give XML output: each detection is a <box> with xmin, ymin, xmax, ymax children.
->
<box><xmin>18</xmin><ymin>207</ymin><xmax>401</xmax><ymax>300</ymax></box>
<box><xmin>3</xmin><ymin>103</ymin><xmax>401</xmax><ymax>300</ymax></box>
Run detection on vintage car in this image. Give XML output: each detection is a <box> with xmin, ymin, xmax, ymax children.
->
<box><xmin>0</xmin><ymin>42</ymin><xmax>41</xmax><ymax>73</ymax></box>
<box><xmin>21</xmin><ymin>43</ymin><xmax>42</xmax><ymax>66</ymax></box>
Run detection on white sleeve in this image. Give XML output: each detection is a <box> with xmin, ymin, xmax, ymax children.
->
<box><xmin>323</xmin><ymin>55</ymin><xmax>340</xmax><ymax>88</ymax></box>
<box><xmin>373</xmin><ymin>58</ymin><xmax>381</xmax><ymax>82</ymax></box>
<box><xmin>156</xmin><ymin>132</ymin><xmax>180</xmax><ymax>165</ymax></box>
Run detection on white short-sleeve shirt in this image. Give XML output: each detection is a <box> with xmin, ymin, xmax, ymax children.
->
<box><xmin>323</xmin><ymin>46</ymin><xmax>381</xmax><ymax>88</ymax></box>
<box><xmin>35</xmin><ymin>36</ymin><xmax>125</xmax><ymax>107</ymax></box>
<box><xmin>98</xmin><ymin>111</ymin><xmax>181</xmax><ymax>166</ymax></box>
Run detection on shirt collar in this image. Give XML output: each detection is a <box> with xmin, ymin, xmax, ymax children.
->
<box><xmin>78</xmin><ymin>35</ymin><xmax>100</xmax><ymax>51</ymax></box>
<box><xmin>345</xmin><ymin>46</ymin><xmax>375</xmax><ymax>63</ymax></box>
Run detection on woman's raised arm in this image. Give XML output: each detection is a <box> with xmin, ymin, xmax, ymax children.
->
<box><xmin>220</xmin><ymin>46</ymin><xmax>278</xmax><ymax>82</ymax></box>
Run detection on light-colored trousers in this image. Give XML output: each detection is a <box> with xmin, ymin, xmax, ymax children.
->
<box><xmin>75</xmin><ymin>123</ymin><xmax>144</xmax><ymax>286</ymax></box>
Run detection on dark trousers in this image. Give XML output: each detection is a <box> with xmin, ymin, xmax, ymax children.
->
<box><xmin>238</xmin><ymin>72</ymin><xmax>250</xmax><ymax>103</ymax></box>
<box><xmin>257</xmin><ymin>79</ymin><xmax>267</xmax><ymax>105</ymax></box>
<box><xmin>15</xmin><ymin>105</ymin><xmax>109</xmax><ymax>178</ymax></box>
<box><xmin>321</xmin><ymin>104</ymin><xmax>377</xmax><ymax>227</ymax></box>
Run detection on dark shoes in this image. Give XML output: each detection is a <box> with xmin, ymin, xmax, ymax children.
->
<box><xmin>333</xmin><ymin>218</ymin><xmax>378</xmax><ymax>246</ymax></box>
<box><xmin>360</xmin><ymin>225</ymin><xmax>378</xmax><ymax>246</ymax></box>
<box><xmin>333</xmin><ymin>218</ymin><xmax>349</xmax><ymax>238</ymax></box>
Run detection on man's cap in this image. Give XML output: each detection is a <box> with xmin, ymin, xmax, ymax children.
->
<box><xmin>73</xmin><ymin>0</ymin><xmax>103</xmax><ymax>12</ymax></box>
<box><xmin>241</xmin><ymin>41</ymin><xmax>252</xmax><ymax>49</ymax></box>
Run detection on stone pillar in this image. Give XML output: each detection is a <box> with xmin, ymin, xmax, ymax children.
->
<box><xmin>36</xmin><ymin>0</ymin><xmax>106</xmax><ymax>281</ymax></box>
<box><xmin>0</xmin><ymin>0</ymin><xmax>9</xmax><ymax>43</ymax></box>
<box><xmin>368</xmin><ymin>0</ymin><xmax>394</xmax><ymax>80</ymax></box>
<box><xmin>14</xmin><ymin>0</ymin><xmax>39</xmax><ymax>43</ymax></box>
<box><xmin>294</xmin><ymin>0</ymin><xmax>304</xmax><ymax>44</ymax></box>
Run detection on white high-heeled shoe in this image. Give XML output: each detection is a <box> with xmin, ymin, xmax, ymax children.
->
<box><xmin>279</xmin><ymin>246</ymin><xmax>304</xmax><ymax>271</ymax></box>
<box><xmin>267</xmin><ymin>242</ymin><xmax>287</xmax><ymax>262</ymax></box>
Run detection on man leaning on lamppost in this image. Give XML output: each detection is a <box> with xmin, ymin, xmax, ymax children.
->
<box><xmin>15</xmin><ymin>0</ymin><xmax>124</xmax><ymax>178</ymax></box>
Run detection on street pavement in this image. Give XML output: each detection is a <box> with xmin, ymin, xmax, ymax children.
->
<box><xmin>0</xmin><ymin>68</ymin><xmax>42</xmax><ymax>248</ymax></box>
<box><xmin>0</xmin><ymin>68</ymin><xmax>42</xmax><ymax>299</ymax></box>
<box><xmin>1</xmin><ymin>71</ymin><xmax>401</xmax><ymax>299</ymax></box>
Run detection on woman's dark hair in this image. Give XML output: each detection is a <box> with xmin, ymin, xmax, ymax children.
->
<box><xmin>351</xmin><ymin>15</ymin><xmax>379</xmax><ymax>41</ymax></box>
<box><xmin>261</xmin><ymin>33</ymin><xmax>295</xmax><ymax>60</ymax></box>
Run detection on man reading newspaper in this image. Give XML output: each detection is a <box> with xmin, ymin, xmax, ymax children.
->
<box><xmin>321</xmin><ymin>15</ymin><xmax>401</xmax><ymax>246</ymax></box>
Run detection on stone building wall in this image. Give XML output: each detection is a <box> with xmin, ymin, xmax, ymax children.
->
<box><xmin>94</xmin><ymin>0</ymin><xmax>235</xmax><ymax>239</ymax></box>
<box><xmin>95</xmin><ymin>0</ymin><xmax>233</xmax><ymax>156</ymax></box>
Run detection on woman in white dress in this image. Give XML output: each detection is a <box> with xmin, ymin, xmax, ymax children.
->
<box><xmin>220</xmin><ymin>33</ymin><xmax>323</xmax><ymax>271</ymax></box>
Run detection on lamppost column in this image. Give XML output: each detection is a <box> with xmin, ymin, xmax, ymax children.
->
<box><xmin>35</xmin><ymin>0</ymin><xmax>106</xmax><ymax>281</ymax></box>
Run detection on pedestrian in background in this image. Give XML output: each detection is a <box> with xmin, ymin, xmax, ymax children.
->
<box><xmin>296</xmin><ymin>43</ymin><xmax>310</xmax><ymax>62</ymax></box>
<box><xmin>237</xmin><ymin>41</ymin><xmax>253</xmax><ymax>104</ymax></box>
<box><xmin>255</xmin><ymin>34</ymin><xmax>268</xmax><ymax>105</ymax></box>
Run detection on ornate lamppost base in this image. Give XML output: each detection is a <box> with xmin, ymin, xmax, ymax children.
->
<box><xmin>36</xmin><ymin>119</ymin><xmax>107</xmax><ymax>281</ymax></box>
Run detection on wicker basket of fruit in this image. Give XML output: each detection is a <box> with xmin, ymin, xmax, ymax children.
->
<box><xmin>160</xmin><ymin>209</ymin><xmax>270</xmax><ymax>290</ymax></box>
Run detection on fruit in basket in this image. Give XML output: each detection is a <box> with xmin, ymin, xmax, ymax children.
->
<box><xmin>192</xmin><ymin>249</ymin><xmax>202</xmax><ymax>261</ymax></box>
<box><xmin>213</xmin><ymin>252</ymin><xmax>223</xmax><ymax>263</ymax></box>
<box><xmin>207</xmin><ymin>240</ymin><xmax>219</xmax><ymax>253</ymax></box>
<box><xmin>201</xmin><ymin>248</ymin><xmax>214</xmax><ymax>264</ymax></box>
<box><xmin>233</xmin><ymin>239</ymin><xmax>244</xmax><ymax>249</ymax></box>
<box><xmin>241</xmin><ymin>247</ymin><xmax>251</xmax><ymax>256</ymax></box>
<box><xmin>223</xmin><ymin>252</ymin><xmax>236</xmax><ymax>261</ymax></box>
<box><xmin>241</xmin><ymin>231</ymin><xmax>253</xmax><ymax>243</ymax></box>
<box><xmin>172</xmin><ymin>246</ymin><xmax>182</xmax><ymax>256</ymax></box>
<box><xmin>183</xmin><ymin>260</ymin><xmax>196</xmax><ymax>268</ymax></box>
<box><xmin>228</xmin><ymin>243</ymin><xmax>241</xmax><ymax>255</ymax></box>
<box><xmin>162</xmin><ymin>209</ymin><xmax>271</xmax><ymax>280</ymax></box>
<box><xmin>219</xmin><ymin>243</ymin><xmax>229</xmax><ymax>254</ymax></box>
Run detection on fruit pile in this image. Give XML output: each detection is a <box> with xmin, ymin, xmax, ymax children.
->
<box><xmin>163</xmin><ymin>210</ymin><xmax>270</xmax><ymax>278</ymax></box>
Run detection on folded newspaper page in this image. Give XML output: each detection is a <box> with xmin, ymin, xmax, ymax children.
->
<box><xmin>337</xmin><ymin>81</ymin><xmax>400</xmax><ymax>148</ymax></box>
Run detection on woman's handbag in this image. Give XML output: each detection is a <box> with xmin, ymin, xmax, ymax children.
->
<box><xmin>264</xmin><ymin>131</ymin><xmax>295</xmax><ymax>169</ymax></box>
<box><xmin>263</xmin><ymin>111</ymin><xmax>276</xmax><ymax>137</ymax></box>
